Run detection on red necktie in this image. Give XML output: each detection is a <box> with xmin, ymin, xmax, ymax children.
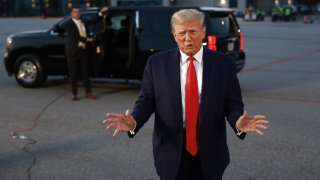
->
<box><xmin>185</xmin><ymin>55</ymin><xmax>199</xmax><ymax>156</ymax></box>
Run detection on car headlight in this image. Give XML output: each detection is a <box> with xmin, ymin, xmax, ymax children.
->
<box><xmin>6</xmin><ymin>37</ymin><xmax>13</xmax><ymax>47</ymax></box>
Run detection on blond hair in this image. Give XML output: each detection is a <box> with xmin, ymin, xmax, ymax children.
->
<box><xmin>171</xmin><ymin>9</ymin><xmax>206</xmax><ymax>31</ymax></box>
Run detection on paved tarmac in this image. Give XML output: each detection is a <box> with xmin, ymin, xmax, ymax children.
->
<box><xmin>0</xmin><ymin>17</ymin><xmax>319</xmax><ymax>180</ymax></box>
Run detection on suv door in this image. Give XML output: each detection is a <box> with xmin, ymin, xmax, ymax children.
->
<box><xmin>205</xmin><ymin>12</ymin><xmax>240</xmax><ymax>54</ymax></box>
<box><xmin>203</xmin><ymin>11</ymin><xmax>245</xmax><ymax>71</ymax></box>
<box><xmin>98</xmin><ymin>11</ymin><xmax>134</xmax><ymax>78</ymax></box>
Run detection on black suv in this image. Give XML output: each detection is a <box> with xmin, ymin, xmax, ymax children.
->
<box><xmin>4</xmin><ymin>6</ymin><xmax>245</xmax><ymax>87</ymax></box>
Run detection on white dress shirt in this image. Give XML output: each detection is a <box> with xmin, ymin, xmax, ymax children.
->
<box><xmin>180</xmin><ymin>46</ymin><xmax>203</xmax><ymax>128</ymax></box>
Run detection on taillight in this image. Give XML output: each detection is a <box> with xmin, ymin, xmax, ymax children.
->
<box><xmin>207</xmin><ymin>35</ymin><xmax>217</xmax><ymax>51</ymax></box>
<box><xmin>239</xmin><ymin>32</ymin><xmax>244</xmax><ymax>51</ymax></box>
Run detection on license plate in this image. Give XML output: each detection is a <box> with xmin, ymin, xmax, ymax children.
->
<box><xmin>228</xmin><ymin>42</ymin><xmax>234</xmax><ymax>51</ymax></box>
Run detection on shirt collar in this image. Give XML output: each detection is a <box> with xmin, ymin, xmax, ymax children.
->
<box><xmin>180</xmin><ymin>46</ymin><xmax>203</xmax><ymax>64</ymax></box>
<box><xmin>72</xmin><ymin>18</ymin><xmax>81</xmax><ymax>24</ymax></box>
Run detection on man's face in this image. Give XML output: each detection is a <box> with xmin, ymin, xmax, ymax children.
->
<box><xmin>71</xmin><ymin>8</ymin><xmax>81</xmax><ymax>20</ymax></box>
<box><xmin>172</xmin><ymin>21</ymin><xmax>206</xmax><ymax>56</ymax></box>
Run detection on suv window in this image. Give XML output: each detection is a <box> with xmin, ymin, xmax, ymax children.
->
<box><xmin>107</xmin><ymin>15</ymin><xmax>131</xmax><ymax>47</ymax></box>
<box><xmin>110</xmin><ymin>15</ymin><xmax>128</xmax><ymax>30</ymax></box>
<box><xmin>57</xmin><ymin>12</ymin><xmax>98</xmax><ymax>35</ymax></box>
<box><xmin>207</xmin><ymin>14</ymin><xmax>237</xmax><ymax>37</ymax></box>
<box><xmin>138</xmin><ymin>9</ymin><xmax>176</xmax><ymax>50</ymax></box>
<box><xmin>139</xmin><ymin>10</ymin><xmax>172</xmax><ymax>35</ymax></box>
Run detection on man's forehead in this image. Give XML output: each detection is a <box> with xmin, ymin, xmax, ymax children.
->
<box><xmin>72</xmin><ymin>9</ymin><xmax>80</xmax><ymax>12</ymax></box>
<box><xmin>173</xmin><ymin>22</ymin><xmax>203</xmax><ymax>31</ymax></box>
<box><xmin>174</xmin><ymin>21</ymin><xmax>202</xmax><ymax>26</ymax></box>
<box><xmin>176</xmin><ymin>28</ymin><xmax>197</xmax><ymax>32</ymax></box>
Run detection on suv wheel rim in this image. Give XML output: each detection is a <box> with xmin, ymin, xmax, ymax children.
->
<box><xmin>18</xmin><ymin>61</ymin><xmax>37</xmax><ymax>83</ymax></box>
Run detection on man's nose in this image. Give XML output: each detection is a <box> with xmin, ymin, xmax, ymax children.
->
<box><xmin>185</xmin><ymin>32</ymin><xmax>191</xmax><ymax>41</ymax></box>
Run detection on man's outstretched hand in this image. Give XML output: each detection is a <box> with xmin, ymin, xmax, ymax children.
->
<box><xmin>103</xmin><ymin>109</ymin><xmax>136</xmax><ymax>137</ymax></box>
<box><xmin>236</xmin><ymin>111</ymin><xmax>269</xmax><ymax>136</ymax></box>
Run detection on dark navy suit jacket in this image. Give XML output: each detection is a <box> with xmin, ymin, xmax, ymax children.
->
<box><xmin>130</xmin><ymin>47</ymin><xmax>245</xmax><ymax>180</ymax></box>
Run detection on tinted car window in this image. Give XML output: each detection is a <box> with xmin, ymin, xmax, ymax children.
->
<box><xmin>108</xmin><ymin>15</ymin><xmax>131</xmax><ymax>47</ymax></box>
<box><xmin>110</xmin><ymin>15</ymin><xmax>127</xmax><ymax>30</ymax></box>
<box><xmin>207</xmin><ymin>14</ymin><xmax>237</xmax><ymax>37</ymax></box>
<box><xmin>57</xmin><ymin>12</ymin><xmax>97</xmax><ymax>35</ymax></box>
<box><xmin>139</xmin><ymin>11</ymin><xmax>172</xmax><ymax>35</ymax></box>
<box><xmin>138</xmin><ymin>9</ymin><xmax>176</xmax><ymax>50</ymax></box>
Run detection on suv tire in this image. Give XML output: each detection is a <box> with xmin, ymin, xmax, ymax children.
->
<box><xmin>14</xmin><ymin>54</ymin><xmax>47</xmax><ymax>88</ymax></box>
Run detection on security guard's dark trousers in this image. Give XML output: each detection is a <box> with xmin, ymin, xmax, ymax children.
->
<box><xmin>67</xmin><ymin>48</ymin><xmax>92</xmax><ymax>96</ymax></box>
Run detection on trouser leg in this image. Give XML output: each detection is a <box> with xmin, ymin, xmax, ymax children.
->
<box><xmin>68</xmin><ymin>59</ymin><xmax>78</xmax><ymax>95</ymax></box>
<box><xmin>80</xmin><ymin>53</ymin><xmax>92</xmax><ymax>93</ymax></box>
<box><xmin>175</xmin><ymin>130</ymin><xmax>206</xmax><ymax>180</ymax></box>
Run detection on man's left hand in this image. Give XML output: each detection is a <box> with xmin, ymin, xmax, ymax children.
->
<box><xmin>102</xmin><ymin>109</ymin><xmax>137</xmax><ymax>137</ymax></box>
<box><xmin>236</xmin><ymin>111</ymin><xmax>269</xmax><ymax>136</ymax></box>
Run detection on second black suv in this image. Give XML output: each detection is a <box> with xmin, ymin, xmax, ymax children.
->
<box><xmin>4</xmin><ymin>6</ymin><xmax>246</xmax><ymax>87</ymax></box>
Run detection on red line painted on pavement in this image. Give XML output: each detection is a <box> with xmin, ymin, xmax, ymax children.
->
<box><xmin>240</xmin><ymin>48</ymin><xmax>320</xmax><ymax>73</ymax></box>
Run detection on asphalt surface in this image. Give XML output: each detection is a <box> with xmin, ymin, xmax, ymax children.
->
<box><xmin>0</xmin><ymin>17</ymin><xmax>319</xmax><ymax>180</ymax></box>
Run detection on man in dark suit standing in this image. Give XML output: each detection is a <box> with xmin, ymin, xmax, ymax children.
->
<box><xmin>103</xmin><ymin>9</ymin><xmax>269</xmax><ymax>180</ymax></box>
<box><xmin>65</xmin><ymin>6</ymin><xmax>108</xmax><ymax>101</ymax></box>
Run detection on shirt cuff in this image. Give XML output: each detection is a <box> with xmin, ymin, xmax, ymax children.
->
<box><xmin>98</xmin><ymin>12</ymin><xmax>103</xmax><ymax>17</ymax></box>
<box><xmin>236</xmin><ymin>126</ymin><xmax>243</xmax><ymax>136</ymax></box>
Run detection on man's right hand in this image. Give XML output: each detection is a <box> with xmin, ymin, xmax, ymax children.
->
<box><xmin>100</xmin><ymin>7</ymin><xmax>108</xmax><ymax>14</ymax></box>
<box><xmin>103</xmin><ymin>109</ymin><xmax>136</xmax><ymax>136</ymax></box>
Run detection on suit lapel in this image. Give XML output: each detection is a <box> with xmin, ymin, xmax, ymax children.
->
<box><xmin>70</xmin><ymin>20</ymin><xmax>79</xmax><ymax>35</ymax></box>
<box><xmin>81</xmin><ymin>18</ymin><xmax>89</xmax><ymax>37</ymax></box>
<box><xmin>70</xmin><ymin>19</ymin><xmax>87</xmax><ymax>37</ymax></box>
<box><xmin>199</xmin><ymin>48</ymin><xmax>217</xmax><ymax>127</ymax></box>
<box><xmin>169</xmin><ymin>48</ymin><xmax>184</xmax><ymax>129</ymax></box>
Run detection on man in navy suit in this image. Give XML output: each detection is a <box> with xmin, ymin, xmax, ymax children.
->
<box><xmin>103</xmin><ymin>9</ymin><xmax>269</xmax><ymax>180</ymax></box>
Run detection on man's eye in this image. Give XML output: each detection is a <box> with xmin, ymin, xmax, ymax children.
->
<box><xmin>179</xmin><ymin>32</ymin><xmax>185</xmax><ymax>36</ymax></box>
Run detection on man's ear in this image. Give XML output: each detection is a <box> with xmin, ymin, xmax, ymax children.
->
<box><xmin>172</xmin><ymin>30</ymin><xmax>178</xmax><ymax>43</ymax></box>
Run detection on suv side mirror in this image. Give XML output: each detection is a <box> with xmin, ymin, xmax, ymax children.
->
<box><xmin>53</xmin><ymin>24</ymin><xmax>64</xmax><ymax>34</ymax></box>
<box><xmin>53</xmin><ymin>24</ymin><xmax>60</xmax><ymax>32</ymax></box>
